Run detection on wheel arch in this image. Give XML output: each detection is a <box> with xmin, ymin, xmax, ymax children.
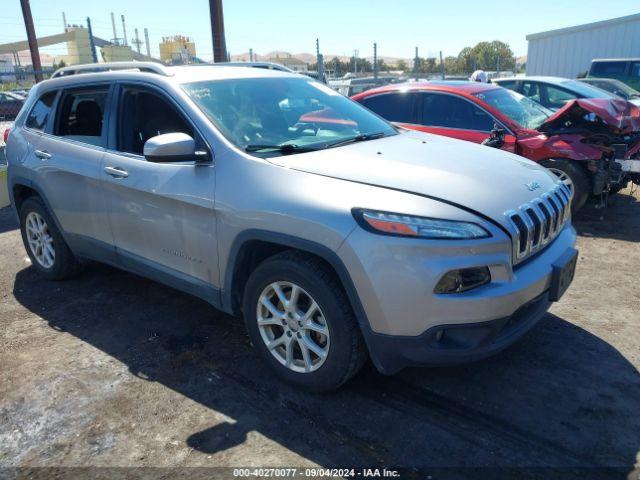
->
<box><xmin>10</xmin><ymin>176</ymin><xmax>67</xmax><ymax>239</ymax></box>
<box><xmin>223</xmin><ymin>230</ymin><xmax>371</xmax><ymax>335</ymax></box>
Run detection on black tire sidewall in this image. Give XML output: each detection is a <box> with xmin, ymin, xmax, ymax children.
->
<box><xmin>19</xmin><ymin>197</ymin><xmax>71</xmax><ymax>280</ymax></box>
<box><xmin>243</xmin><ymin>257</ymin><xmax>359</xmax><ymax>392</ymax></box>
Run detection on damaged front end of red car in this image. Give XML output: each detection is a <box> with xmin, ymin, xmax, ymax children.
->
<box><xmin>537</xmin><ymin>99</ymin><xmax>640</xmax><ymax>197</ymax></box>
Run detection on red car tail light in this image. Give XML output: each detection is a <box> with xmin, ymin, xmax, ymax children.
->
<box><xmin>3</xmin><ymin>127</ymin><xmax>10</xmax><ymax>144</ymax></box>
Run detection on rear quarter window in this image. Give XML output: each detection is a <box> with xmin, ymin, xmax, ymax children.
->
<box><xmin>496</xmin><ymin>80</ymin><xmax>517</xmax><ymax>90</ymax></box>
<box><xmin>25</xmin><ymin>91</ymin><xmax>57</xmax><ymax>131</ymax></box>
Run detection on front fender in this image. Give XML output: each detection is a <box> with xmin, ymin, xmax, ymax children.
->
<box><xmin>517</xmin><ymin>134</ymin><xmax>604</xmax><ymax>162</ymax></box>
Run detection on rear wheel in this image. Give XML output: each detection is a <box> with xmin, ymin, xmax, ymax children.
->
<box><xmin>242</xmin><ymin>251</ymin><xmax>367</xmax><ymax>392</ymax></box>
<box><xmin>541</xmin><ymin>159</ymin><xmax>589</xmax><ymax>213</ymax></box>
<box><xmin>19</xmin><ymin>196</ymin><xmax>82</xmax><ymax>280</ymax></box>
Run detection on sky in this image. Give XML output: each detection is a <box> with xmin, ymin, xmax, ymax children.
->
<box><xmin>1</xmin><ymin>0</ymin><xmax>638</xmax><ymax>62</ymax></box>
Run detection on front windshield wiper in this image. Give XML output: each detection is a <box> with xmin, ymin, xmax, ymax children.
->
<box><xmin>324</xmin><ymin>132</ymin><xmax>388</xmax><ymax>149</ymax></box>
<box><xmin>244</xmin><ymin>144</ymin><xmax>319</xmax><ymax>154</ymax></box>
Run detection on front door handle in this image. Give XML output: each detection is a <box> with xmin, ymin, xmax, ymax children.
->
<box><xmin>34</xmin><ymin>150</ymin><xmax>52</xmax><ymax>160</ymax></box>
<box><xmin>104</xmin><ymin>166</ymin><xmax>129</xmax><ymax>178</ymax></box>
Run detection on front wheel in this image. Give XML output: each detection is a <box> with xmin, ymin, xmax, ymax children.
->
<box><xmin>242</xmin><ymin>251</ymin><xmax>367</xmax><ymax>392</ymax></box>
<box><xmin>541</xmin><ymin>159</ymin><xmax>589</xmax><ymax>213</ymax></box>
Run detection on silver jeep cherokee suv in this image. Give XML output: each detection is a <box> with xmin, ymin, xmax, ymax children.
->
<box><xmin>5</xmin><ymin>62</ymin><xmax>578</xmax><ymax>391</ymax></box>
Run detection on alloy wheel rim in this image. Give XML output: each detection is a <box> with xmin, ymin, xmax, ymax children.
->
<box><xmin>548</xmin><ymin>168</ymin><xmax>574</xmax><ymax>193</ymax></box>
<box><xmin>256</xmin><ymin>281</ymin><xmax>330</xmax><ymax>373</ymax></box>
<box><xmin>25</xmin><ymin>211</ymin><xmax>55</xmax><ymax>269</ymax></box>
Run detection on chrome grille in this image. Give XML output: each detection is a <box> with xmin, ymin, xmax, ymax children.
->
<box><xmin>505</xmin><ymin>183</ymin><xmax>572</xmax><ymax>264</ymax></box>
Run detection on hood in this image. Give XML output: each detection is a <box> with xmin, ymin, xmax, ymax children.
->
<box><xmin>539</xmin><ymin>98</ymin><xmax>640</xmax><ymax>135</ymax></box>
<box><xmin>271</xmin><ymin>130</ymin><xmax>560</xmax><ymax>228</ymax></box>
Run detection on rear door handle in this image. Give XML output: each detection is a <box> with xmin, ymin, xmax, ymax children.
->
<box><xmin>34</xmin><ymin>150</ymin><xmax>52</xmax><ymax>160</ymax></box>
<box><xmin>104</xmin><ymin>166</ymin><xmax>129</xmax><ymax>178</ymax></box>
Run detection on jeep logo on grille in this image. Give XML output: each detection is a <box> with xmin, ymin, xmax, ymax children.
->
<box><xmin>525</xmin><ymin>181</ymin><xmax>541</xmax><ymax>192</ymax></box>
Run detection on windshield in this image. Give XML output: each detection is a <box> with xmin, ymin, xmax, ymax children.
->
<box><xmin>182</xmin><ymin>77</ymin><xmax>396</xmax><ymax>156</ymax></box>
<box><xmin>560</xmin><ymin>80</ymin><xmax>615</xmax><ymax>99</ymax></box>
<box><xmin>474</xmin><ymin>88</ymin><xmax>552</xmax><ymax>130</ymax></box>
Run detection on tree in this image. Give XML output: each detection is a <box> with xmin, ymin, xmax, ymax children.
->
<box><xmin>465</xmin><ymin>40</ymin><xmax>514</xmax><ymax>72</ymax></box>
<box><xmin>421</xmin><ymin>57</ymin><xmax>437</xmax><ymax>74</ymax></box>
<box><xmin>395</xmin><ymin>59</ymin><xmax>407</xmax><ymax>72</ymax></box>
<box><xmin>457</xmin><ymin>47</ymin><xmax>475</xmax><ymax>73</ymax></box>
<box><xmin>444</xmin><ymin>56</ymin><xmax>460</xmax><ymax>75</ymax></box>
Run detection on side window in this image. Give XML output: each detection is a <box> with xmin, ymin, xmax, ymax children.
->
<box><xmin>631</xmin><ymin>62</ymin><xmax>640</xmax><ymax>78</ymax></box>
<box><xmin>521</xmin><ymin>82</ymin><xmax>541</xmax><ymax>103</ymax></box>
<box><xmin>25</xmin><ymin>91</ymin><xmax>57</xmax><ymax>131</ymax></box>
<box><xmin>361</xmin><ymin>93</ymin><xmax>416</xmax><ymax>123</ymax></box>
<box><xmin>545</xmin><ymin>85</ymin><xmax>577</xmax><ymax>109</ymax></box>
<box><xmin>421</xmin><ymin>93</ymin><xmax>494</xmax><ymax>131</ymax></box>
<box><xmin>118</xmin><ymin>88</ymin><xmax>194</xmax><ymax>156</ymax></box>
<box><xmin>497</xmin><ymin>80</ymin><xmax>517</xmax><ymax>90</ymax></box>
<box><xmin>591</xmin><ymin>61</ymin><xmax>626</xmax><ymax>75</ymax></box>
<box><xmin>54</xmin><ymin>88</ymin><xmax>109</xmax><ymax>147</ymax></box>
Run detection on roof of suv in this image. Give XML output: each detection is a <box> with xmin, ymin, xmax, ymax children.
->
<box><xmin>47</xmin><ymin>62</ymin><xmax>299</xmax><ymax>89</ymax></box>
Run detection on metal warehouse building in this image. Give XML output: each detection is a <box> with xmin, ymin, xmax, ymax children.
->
<box><xmin>526</xmin><ymin>13</ymin><xmax>640</xmax><ymax>78</ymax></box>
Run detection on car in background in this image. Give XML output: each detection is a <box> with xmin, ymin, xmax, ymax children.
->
<box><xmin>330</xmin><ymin>76</ymin><xmax>405</xmax><ymax>97</ymax></box>
<box><xmin>0</xmin><ymin>92</ymin><xmax>25</xmax><ymax>121</ymax></box>
<box><xmin>493</xmin><ymin>76</ymin><xmax>619</xmax><ymax>111</ymax></box>
<box><xmin>353</xmin><ymin>81</ymin><xmax>640</xmax><ymax>211</ymax></box>
<box><xmin>577</xmin><ymin>78</ymin><xmax>640</xmax><ymax>105</ymax></box>
<box><xmin>588</xmin><ymin>58</ymin><xmax>640</xmax><ymax>91</ymax></box>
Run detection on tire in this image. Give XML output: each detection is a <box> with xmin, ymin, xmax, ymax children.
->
<box><xmin>19</xmin><ymin>196</ymin><xmax>82</xmax><ymax>280</ymax></box>
<box><xmin>242</xmin><ymin>250</ymin><xmax>367</xmax><ymax>392</ymax></box>
<box><xmin>540</xmin><ymin>159</ymin><xmax>590</xmax><ymax>213</ymax></box>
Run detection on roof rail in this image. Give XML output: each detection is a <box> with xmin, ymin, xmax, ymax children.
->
<box><xmin>51</xmin><ymin>62</ymin><xmax>171</xmax><ymax>78</ymax></box>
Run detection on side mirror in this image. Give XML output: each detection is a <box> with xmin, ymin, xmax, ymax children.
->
<box><xmin>143</xmin><ymin>132</ymin><xmax>210</xmax><ymax>163</ymax></box>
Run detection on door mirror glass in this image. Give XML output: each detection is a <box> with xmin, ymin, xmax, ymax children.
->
<box><xmin>143</xmin><ymin>132</ymin><xmax>209</xmax><ymax>163</ymax></box>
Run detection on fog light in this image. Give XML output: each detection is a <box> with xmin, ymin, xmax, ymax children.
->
<box><xmin>434</xmin><ymin>267</ymin><xmax>491</xmax><ymax>294</ymax></box>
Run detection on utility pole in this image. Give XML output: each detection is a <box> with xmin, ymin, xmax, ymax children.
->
<box><xmin>121</xmin><ymin>15</ymin><xmax>128</xmax><ymax>46</ymax></box>
<box><xmin>209</xmin><ymin>0</ymin><xmax>227</xmax><ymax>62</ymax></box>
<box><xmin>353</xmin><ymin>49</ymin><xmax>359</xmax><ymax>74</ymax></box>
<box><xmin>249</xmin><ymin>48</ymin><xmax>254</xmax><ymax>62</ymax></box>
<box><xmin>19</xmin><ymin>0</ymin><xmax>42</xmax><ymax>82</ymax></box>
<box><xmin>110</xmin><ymin>13</ymin><xmax>118</xmax><ymax>44</ymax></box>
<box><xmin>440</xmin><ymin>50</ymin><xmax>444</xmax><ymax>80</ymax></box>
<box><xmin>373</xmin><ymin>42</ymin><xmax>378</xmax><ymax>82</ymax></box>
<box><xmin>414</xmin><ymin>46</ymin><xmax>419</xmax><ymax>80</ymax></box>
<box><xmin>316</xmin><ymin>38</ymin><xmax>324</xmax><ymax>81</ymax></box>
<box><xmin>144</xmin><ymin>28</ymin><xmax>151</xmax><ymax>58</ymax></box>
<box><xmin>133</xmin><ymin>28</ymin><xmax>142</xmax><ymax>54</ymax></box>
<box><xmin>62</xmin><ymin>12</ymin><xmax>67</xmax><ymax>31</ymax></box>
<box><xmin>86</xmin><ymin>17</ymin><xmax>98</xmax><ymax>63</ymax></box>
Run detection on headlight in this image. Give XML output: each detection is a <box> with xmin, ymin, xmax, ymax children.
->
<box><xmin>353</xmin><ymin>209</ymin><xmax>491</xmax><ymax>239</ymax></box>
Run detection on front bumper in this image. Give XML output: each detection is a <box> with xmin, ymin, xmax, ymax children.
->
<box><xmin>364</xmin><ymin>291</ymin><xmax>551</xmax><ymax>374</ymax></box>
<box><xmin>338</xmin><ymin>223</ymin><xmax>577</xmax><ymax>374</ymax></box>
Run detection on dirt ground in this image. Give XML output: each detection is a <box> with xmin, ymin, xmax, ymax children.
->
<box><xmin>0</xmin><ymin>186</ymin><xmax>639</xmax><ymax>479</ymax></box>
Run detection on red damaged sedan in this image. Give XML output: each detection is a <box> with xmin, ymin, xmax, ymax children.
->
<box><xmin>352</xmin><ymin>81</ymin><xmax>640</xmax><ymax>211</ymax></box>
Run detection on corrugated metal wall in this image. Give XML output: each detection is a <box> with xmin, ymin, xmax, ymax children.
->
<box><xmin>526</xmin><ymin>14</ymin><xmax>640</xmax><ymax>78</ymax></box>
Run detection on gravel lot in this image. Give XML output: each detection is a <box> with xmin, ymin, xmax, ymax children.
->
<box><xmin>0</xmin><ymin>186</ymin><xmax>639</xmax><ymax>479</ymax></box>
